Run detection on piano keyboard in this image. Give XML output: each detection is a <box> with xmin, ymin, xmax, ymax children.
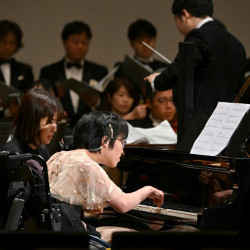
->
<box><xmin>132</xmin><ymin>199</ymin><xmax>203</xmax><ymax>223</ymax></box>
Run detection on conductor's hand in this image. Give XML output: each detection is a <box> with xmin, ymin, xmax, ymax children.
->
<box><xmin>144</xmin><ymin>72</ymin><xmax>160</xmax><ymax>85</ymax></box>
<box><xmin>147</xmin><ymin>187</ymin><xmax>164</xmax><ymax>208</ymax></box>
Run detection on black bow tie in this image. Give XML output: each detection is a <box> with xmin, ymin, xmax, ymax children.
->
<box><xmin>0</xmin><ymin>59</ymin><xmax>12</xmax><ymax>65</ymax></box>
<box><xmin>66</xmin><ymin>62</ymin><xmax>82</xmax><ymax>69</ymax></box>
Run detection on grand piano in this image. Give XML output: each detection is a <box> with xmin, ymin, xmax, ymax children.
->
<box><xmin>121</xmin><ymin>145</ymin><xmax>249</xmax><ymax>231</ymax></box>
<box><xmin>118</xmin><ymin>104</ymin><xmax>250</xmax><ymax>233</ymax></box>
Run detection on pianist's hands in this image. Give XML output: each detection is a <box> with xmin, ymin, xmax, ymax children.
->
<box><xmin>147</xmin><ymin>187</ymin><xmax>164</xmax><ymax>208</ymax></box>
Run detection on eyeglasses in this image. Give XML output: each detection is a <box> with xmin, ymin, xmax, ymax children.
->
<box><xmin>117</xmin><ymin>138</ymin><xmax>126</xmax><ymax>149</ymax></box>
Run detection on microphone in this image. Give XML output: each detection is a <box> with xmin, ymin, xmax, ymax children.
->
<box><xmin>88</xmin><ymin>123</ymin><xmax>113</xmax><ymax>152</ymax></box>
<box><xmin>88</xmin><ymin>145</ymin><xmax>103</xmax><ymax>152</ymax></box>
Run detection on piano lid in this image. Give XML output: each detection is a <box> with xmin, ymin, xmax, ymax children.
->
<box><xmin>124</xmin><ymin>146</ymin><xmax>239</xmax><ymax>173</ymax></box>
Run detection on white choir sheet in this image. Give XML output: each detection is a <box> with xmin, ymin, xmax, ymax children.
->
<box><xmin>190</xmin><ymin>102</ymin><xmax>250</xmax><ymax>156</ymax></box>
<box><xmin>127</xmin><ymin>120</ymin><xmax>177</xmax><ymax>145</ymax></box>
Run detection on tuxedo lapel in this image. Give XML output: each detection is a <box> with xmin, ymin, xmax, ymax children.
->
<box><xmin>10</xmin><ymin>59</ymin><xmax>19</xmax><ymax>86</ymax></box>
<box><xmin>0</xmin><ymin>69</ymin><xmax>5</xmax><ymax>82</ymax></box>
<box><xmin>57</xmin><ymin>59</ymin><xmax>67</xmax><ymax>82</ymax></box>
<box><xmin>82</xmin><ymin>60</ymin><xmax>91</xmax><ymax>83</ymax></box>
<box><xmin>58</xmin><ymin>59</ymin><xmax>75</xmax><ymax>116</ymax></box>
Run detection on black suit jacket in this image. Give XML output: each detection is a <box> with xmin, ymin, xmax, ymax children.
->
<box><xmin>39</xmin><ymin>58</ymin><xmax>108</xmax><ymax>126</ymax></box>
<box><xmin>128</xmin><ymin>115</ymin><xmax>153</xmax><ymax>128</ymax></box>
<box><xmin>0</xmin><ymin>58</ymin><xmax>34</xmax><ymax>92</ymax></box>
<box><xmin>155</xmin><ymin>21</ymin><xmax>247</xmax><ymax>114</ymax></box>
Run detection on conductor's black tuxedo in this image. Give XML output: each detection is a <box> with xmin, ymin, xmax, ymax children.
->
<box><xmin>39</xmin><ymin>58</ymin><xmax>108</xmax><ymax>127</ymax></box>
<box><xmin>154</xmin><ymin>20</ymin><xmax>247</xmax><ymax>114</ymax></box>
<box><xmin>0</xmin><ymin>58</ymin><xmax>34</xmax><ymax>92</ymax></box>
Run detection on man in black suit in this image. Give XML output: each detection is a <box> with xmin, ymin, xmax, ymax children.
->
<box><xmin>129</xmin><ymin>88</ymin><xmax>178</xmax><ymax>134</ymax></box>
<box><xmin>0</xmin><ymin>20</ymin><xmax>34</xmax><ymax>118</ymax></box>
<box><xmin>127</xmin><ymin>19</ymin><xmax>168</xmax><ymax>72</ymax></box>
<box><xmin>145</xmin><ymin>0</ymin><xmax>247</xmax><ymax>115</ymax></box>
<box><xmin>115</xmin><ymin>19</ymin><xmax>169</xmax><ymax>101</ymax></box>
<box><xmin>39</xmin><ymin>21</ymin><xmax>108</xmax><ymax>128</ymax></box>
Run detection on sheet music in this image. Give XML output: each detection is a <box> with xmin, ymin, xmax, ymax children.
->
<box><xmin>190</xmin><ymin>102</ymin><xmax>250</xmax><ymax>156</ymax></box>
<box><xmin>93</xmin><ymin>65</ymin><xmax>119</xmax><ymax>92</ymax></box>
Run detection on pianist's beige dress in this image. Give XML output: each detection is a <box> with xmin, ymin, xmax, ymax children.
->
<box><xmin>47</xmin><ymin>149</ymin><xmax>126</xmax><ymax>211</ymax></box>
<box><xmin>47</xmin><ymin>149</ymin><xmax>136</xmax><ymax>243</ymax></box>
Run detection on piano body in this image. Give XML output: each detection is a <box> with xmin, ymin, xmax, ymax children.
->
<box><xmin>120</xmin><ymin>145</ymin><xmax>250</xmax><ymax>233</ymax></box>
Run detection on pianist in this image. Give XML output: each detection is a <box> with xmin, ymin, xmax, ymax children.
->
<box><xmin>47</xmin><ymin>111</ymin><xmax>164</xmax><ymax>243</ymax></box>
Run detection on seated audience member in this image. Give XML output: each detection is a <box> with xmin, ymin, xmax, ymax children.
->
<box><xmin>47</xmin><ymin>111</ymin><xmax>164</xmax><ymax>243</ymax></box>
<box><xmin>1</xmin><ymin>88</ymin><xmax>64</xmax><ymax>162</ymax></box>
<box><xmin>99</xmin><ymin>76</ymin><xmax>147</xmax><ymax>121</ymax></box>
<box><xmin>32</xmin><ymin>79</ymin><xmax>70</xmax><ymax>137</ymax></box>
<box><xmin>129</xmin><ymin>86</ymin><xmax>178</xmax><ymax>133</ymax></box>
<box><xmin>0</xmin><ymin>20</ymin><xmax>34</xmax><ymax>119</ymax></box>
<box><xmin>39</xmin><ymin>20</ymin><xmax>108</xmax><ymax>128</ymax></box>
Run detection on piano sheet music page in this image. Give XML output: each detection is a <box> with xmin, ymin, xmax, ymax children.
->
<box><xmin>190</xmin><ymin>102</ymin><xmax>250</xmax><ymax>156</ymax></box>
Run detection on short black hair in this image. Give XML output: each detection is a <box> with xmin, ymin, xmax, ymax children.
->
<box><xmin>61</xmin><ymin>20</ymin><xmax>92</xmax><ymax>41</ymax></box>
<box><xmin>0</xmin><ymin>20</ymin><xmax>23</xmax><ymax>52</ymax></box>
<box><xmin>73</xmin><ymin>111</ymin><xmax>128</xmax><ymax>152</ymax></box>
<box><xmin>128</xmin><ymin>19</ymin><xmax>157</xmax><ymax>41</ymax></box>
<box><xmin>172</xmin><ymin>0</ymin><xmax>214</xmax><ymax>18</ymax></box>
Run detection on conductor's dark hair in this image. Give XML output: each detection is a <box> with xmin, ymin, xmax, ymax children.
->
<box><xmin>0</xmin><ymin>20</ymin><xmax>23</xmax><ymax>52</ymax></box>
<box><xmin>61</xmin><ymin>20</ymin><xmax>92</xmax><ymax>41</ymax></box>
<box><xmin>172</xmin><ymin>0</ymin><xmax>214</xmax><ymax>18</ymax></box>
<box><xmin>73</xmin><ymin>111</ymin><xmax>128</xmax><ymax>152</ymax></box>
<box><xmin>12</xmin><ymin>89</ymin><xmax>64</xmax><ymax>146</ymax></box>
<box><xmin>128</xmin><ymin>19</ymin><xmax>157</xmax><ymax>41</ymax></box>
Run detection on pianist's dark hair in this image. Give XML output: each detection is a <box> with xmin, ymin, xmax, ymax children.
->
<box><xmin>72</xmin><ymin>111</ymin><xmax>128</xmax><ymax>152</ymax></box>
<box><xmin>128</xmin><ymin>19</ymin><xmax>157</xmax><ymax>41</ymax></box>
<box><xmin>61</xmin><ymin>20</ymin><xmax>92</xmax><ymax>41</ymax></box>
<box><xmin>11</xmin><ymin>89</ymin><xmax>64</xmax><ymax>146</ymax></box>
<box><xmin>172</xmin><ymin>0</ymin><xmax>214</xmax><ymax>18</ymax></box>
